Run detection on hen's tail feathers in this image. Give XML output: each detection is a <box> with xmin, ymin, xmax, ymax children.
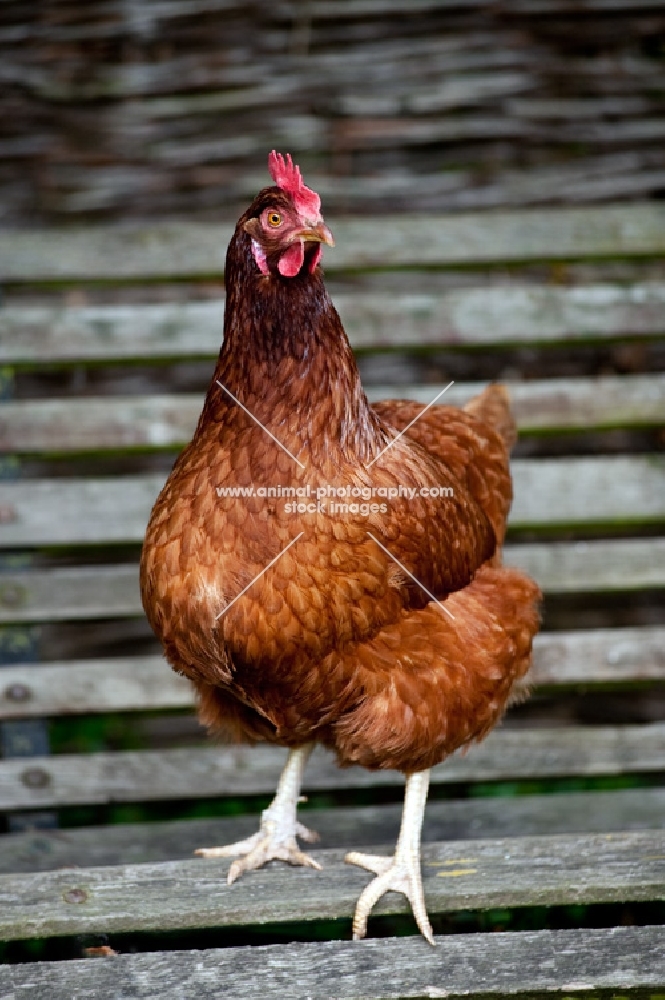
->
<box><xmin>464</xmin><ymin>383</ymin><xmax>517</xmax><ymax>452</ymax></box>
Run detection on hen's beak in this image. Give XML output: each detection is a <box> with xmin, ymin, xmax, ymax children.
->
<box><xmin>298</xmin><ymin>222</ymin><xmax>335</xmax><ymax>247</ymax></box>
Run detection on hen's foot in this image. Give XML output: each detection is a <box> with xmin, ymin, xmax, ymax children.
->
<box><xmin>196</xmin><ymin>816</ymin><xmax>320</xmax><ymax>884</ymax></box>
<box><xmin>194</xmin><ymin>744</ymin><xmax>320</xmax><ymax>884</ymax></box>
<box><xmin>345</xmin><ymin>770</ymin><xmax>434</xmax><ymax>945</ymax></box>
<box><xmin>345</xmin><ymin>850</ymin><xmax>434</xmax><ymax>945</ymax></box>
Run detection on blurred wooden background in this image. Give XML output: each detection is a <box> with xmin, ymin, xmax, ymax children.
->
<box><xmin>1</xmin><ymin>0</ymin><xmax>665</xmax><ymax>225</ymax></box>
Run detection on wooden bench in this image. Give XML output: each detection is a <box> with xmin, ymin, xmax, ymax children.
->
<box><xmin>0</xmin><ymin>202</ymin><xmax>664</xmax><ymax>997</ymax></box>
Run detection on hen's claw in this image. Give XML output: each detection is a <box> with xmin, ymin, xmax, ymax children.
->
<box><xmin>345</xmin><ymin>850</ymin><xmax>434</xmax><ymax>945</ymax></box>
<box><xmin>344</xmin><ymin>770</ymin><xmax>434</xmax><ymax>945</ymax></box>
<box><xmin>196</xmin><ymin>820</ymin><xmax>321</xmax><ymax>884</ymax></box>
<box><xmin>194</xmin><ymin>745</ymin><xmax>320</xmax><ymax>884</ymax></box>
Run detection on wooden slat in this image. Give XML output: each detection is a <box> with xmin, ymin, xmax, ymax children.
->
<box><xmin>528</xmin><ymin>626</ymin><xmax>665</xmax><ymax>687</ymax></box>
<box><xmin>373</xmin><ymin>375</ymin><xmax>665</xmax><ymax>433</ymax></box>
<box><xmin>502</xmin><ymin>538</ymin><xmax>665</xmax><ymax>592</ymax></box>
<box><xmin>0</xmin><ymin>655</ymin><xmax>191</xmax><ymax>717</ymax></box>
<box><xmin>2</xmin><ymin>627</ymin><xmax>662</xmax><ymax>718</ymax></box>
<box><xmin>3</xmin><ymin>375</ymin><xmax>664</xmax><ymax>453</ymax></box>
<box><xmin>1</xmin><ymin>538</ymin><xmax>661</xmax><ymax>625</ymax></box>
<box><xmin>0</xmin><ymin>831</ymin><xmax>662</xmax><ymax>940</ymax></box>
<box><xmin>2</xmin><ymin>204</ymin><xmax>665</xmax><ymax>282</ymax></box>
<box><xmin>4</xmin><ymin>283</ymin><xmax>665</xmax><ymax>364</ymax></box>
<box><xmin>1</xmin><ymin>724</ymin><xmax>664</xmax><ymax>811</ymax></box>
<box><xmin>505</xmin><ymin>457</ymin><xmax>665</xmax><ymax>528</ymax></box>
<box><xmin>3</xmin><ymin>787</ymin><xmax>664</xmax><ymax>874</ymax></box>
<box><xmin>0</xmin><ymin>458</ymin><xmax>663</xmax><ymax>548</ymax></box>
<box><xmin>0</xmin><ymin>462</ymin><xmax>654</xmax><ymax>555</ymax></box>
<box><xmin>3</xmin><ymin>926</ymin><xmax>664</xmax><ymax>1000</ymax></box>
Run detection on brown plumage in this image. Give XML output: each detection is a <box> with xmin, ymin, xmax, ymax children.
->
<box><xmin>140</xmin><ymin>151</ymin><xmax>541</xmax><ymax>942</ymax></box>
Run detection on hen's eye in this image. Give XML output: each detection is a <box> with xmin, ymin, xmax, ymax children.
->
<box><xmin>267</xmin><ymin>211</ymin><xmax>282</xmax><ymax>228</ymax></box>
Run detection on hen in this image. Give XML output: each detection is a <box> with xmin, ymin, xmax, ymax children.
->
<box><xmin>140</xmin><ymin>151</ymin><xmax>541</xmax><ymax>944</ymax></box>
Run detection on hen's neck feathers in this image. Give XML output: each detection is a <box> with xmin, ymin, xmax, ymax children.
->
<box><xmin>208</xmin><ymin>220</ymin><xmax>388</xmax><ymax>466</ymax></box>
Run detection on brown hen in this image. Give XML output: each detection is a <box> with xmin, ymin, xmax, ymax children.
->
<box><xmin>140</xmin><ymin>151</ymin><xmax>541</xmax><ymax>944</ymax></box>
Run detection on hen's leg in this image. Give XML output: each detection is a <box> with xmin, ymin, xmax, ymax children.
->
<box><xmin>345</xmin><ymin>769</ymin><xmax>433</xmax><ymax>944</ymax></box>
<box><xmin>195</xmin><ymin>743</ymin><xmax>321</xmax><ymax>884</ymax></box>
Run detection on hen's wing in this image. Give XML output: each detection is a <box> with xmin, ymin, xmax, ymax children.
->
<box><xmin>322</xmin><ymin>384</ymin><xmax>539</xmax><ymax>772</ymax></box>
<box><xmin>370</xmin><ymin>383</ymin><xmax>515</xmax><ymax>583</ymax></box>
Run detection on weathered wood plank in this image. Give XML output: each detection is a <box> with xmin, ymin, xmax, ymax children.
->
<box><xmin>3</xmin><ymin>926</ymin><xmax>664</xmax><ymax>1000</ymax></box>
<box><xmin>502</xmin><ymin>538</ymin><xmax>665</xmax><ymax>592</ymax></box>
<box><xmin>0</xmin><ymin>831</ymin><xmax>662</xmax><ymax>940</ymax></box>
<box><xmin>2</xmin><ymin>628</ymin><xmax>662</xmax><ymax>718</ymax></box>
<box><xmin>528</xmin><ymin>626</ymin><xmax>665</xmax><ymax>687</ymax></box>
<box><xmin>2</xmin><ymin>787</ymin><xmax>664</xmax><ymax>874</ymax></box>
<box><xmin>511</xmin><ymin>457</ymin><xmax>665</xmax><ymax>528</ymax></box>
<box><xmin>1</xmin><ymin>724</ymin><xmax>664</xmax><ymax>810</ymax></box>
<box><xmin>1</xmin><ymin>458</ymin><xmax>662</xmax><ymax>548</ymax></box>
<box><xmin>2</xmin><ymin>205</ymin><xmax>665</xmax><ymax>282</ymax></box>
<box><xmin>6</xmin><ymin>283</ymin><xmax>665</xmax><ymax>364</ymax></box>
<box><xmin>3</xmin><ymin>376</ymin><xmax>664</xmax><ymax>452</ymax></box>
<box><xmin>6</xmin><ymin>285</ymin><xmax>665</xmax><ymax>365</ymax></box>
<box><xmin>0</xmin><ymin>656</ymin><xmax>192</xmax><ymax>717</ymax></box>
<box><xmin>1</xmin><ymin>538</ymin><xmax>661</xmax><ymax>625</ymax></box>
<box><xmin>371</xmin><ymin>375</ymin><xmax>665</xmax><ymax>435</ymax></box>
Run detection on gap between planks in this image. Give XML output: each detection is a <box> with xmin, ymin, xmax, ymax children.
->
<box><xmin>2</xmin><ymin>787</ymin><xmax>665</xmax><ymax>874</ymax></box>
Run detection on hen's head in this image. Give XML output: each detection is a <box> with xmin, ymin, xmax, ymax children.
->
<box><xmin>242</xmin><ymin>151</ymin><xmax>334</xmax><ymax>279</ymax></box>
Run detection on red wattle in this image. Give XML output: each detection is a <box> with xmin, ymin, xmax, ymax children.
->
<box><xmin>278</xmin><ymin>241</ymin><xmax>304</xmax><ymax>277</ymax></box>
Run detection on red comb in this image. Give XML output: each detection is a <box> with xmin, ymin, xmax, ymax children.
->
<box><xmin>268</xmin><ymin>150</ymin><xmax>321</xmax><ymax>220</ymax></box>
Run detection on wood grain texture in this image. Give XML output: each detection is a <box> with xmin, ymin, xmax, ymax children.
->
<box><xmin>3</xmin><ymin>925</ymin><xmax>665</xmax><ymax>999</ymax></box>
<box><xmin>0</xmin><ymin>458</ymin><xmax>663</xmax><ymax>548</ymax></box>
<box><xmin>0</xmin><ymin>831</ymin><xmax>663</xmax><ymax>940</ymax></box>
<box><xmin>2</xmin><ymin>787</ymin><xmax>664</xmax><ymax>874</ymax></box>
<box><xmin>3</xmin><ymin>0</ymin><xmax>665</xmax><ymax>228</ymax></box>
<box><xmin>1</xmin><ymin>627</ymin><xmax>662</xmax><ymax>718</ymax></box>
<box><xmin>3</xmin><ymin>376</ymin><xmax>664</xmax><ymax>453</ymax></box>
<box><xmin>1</xmin><ymin>724</ymin><xmax>664</xmax><ymax>810</ymax></box>
<box><xmin>3</xmin><ymin>204</ymin><xmax>665</xmax><ymax>281</ymax></box>
<box><xmin>5</xmin><ymin>284</ymin><xmax>665</xmax><ymax>364</ymax></box>
<box><xmin>502</xmin><ymin>538</ymin><xmax>665</xmax><ymax>593</ymax></box>
<box><xmin>0</xmin><ymin>538</ymin><xmax>661</xmax><ymax>625</ymax></box>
